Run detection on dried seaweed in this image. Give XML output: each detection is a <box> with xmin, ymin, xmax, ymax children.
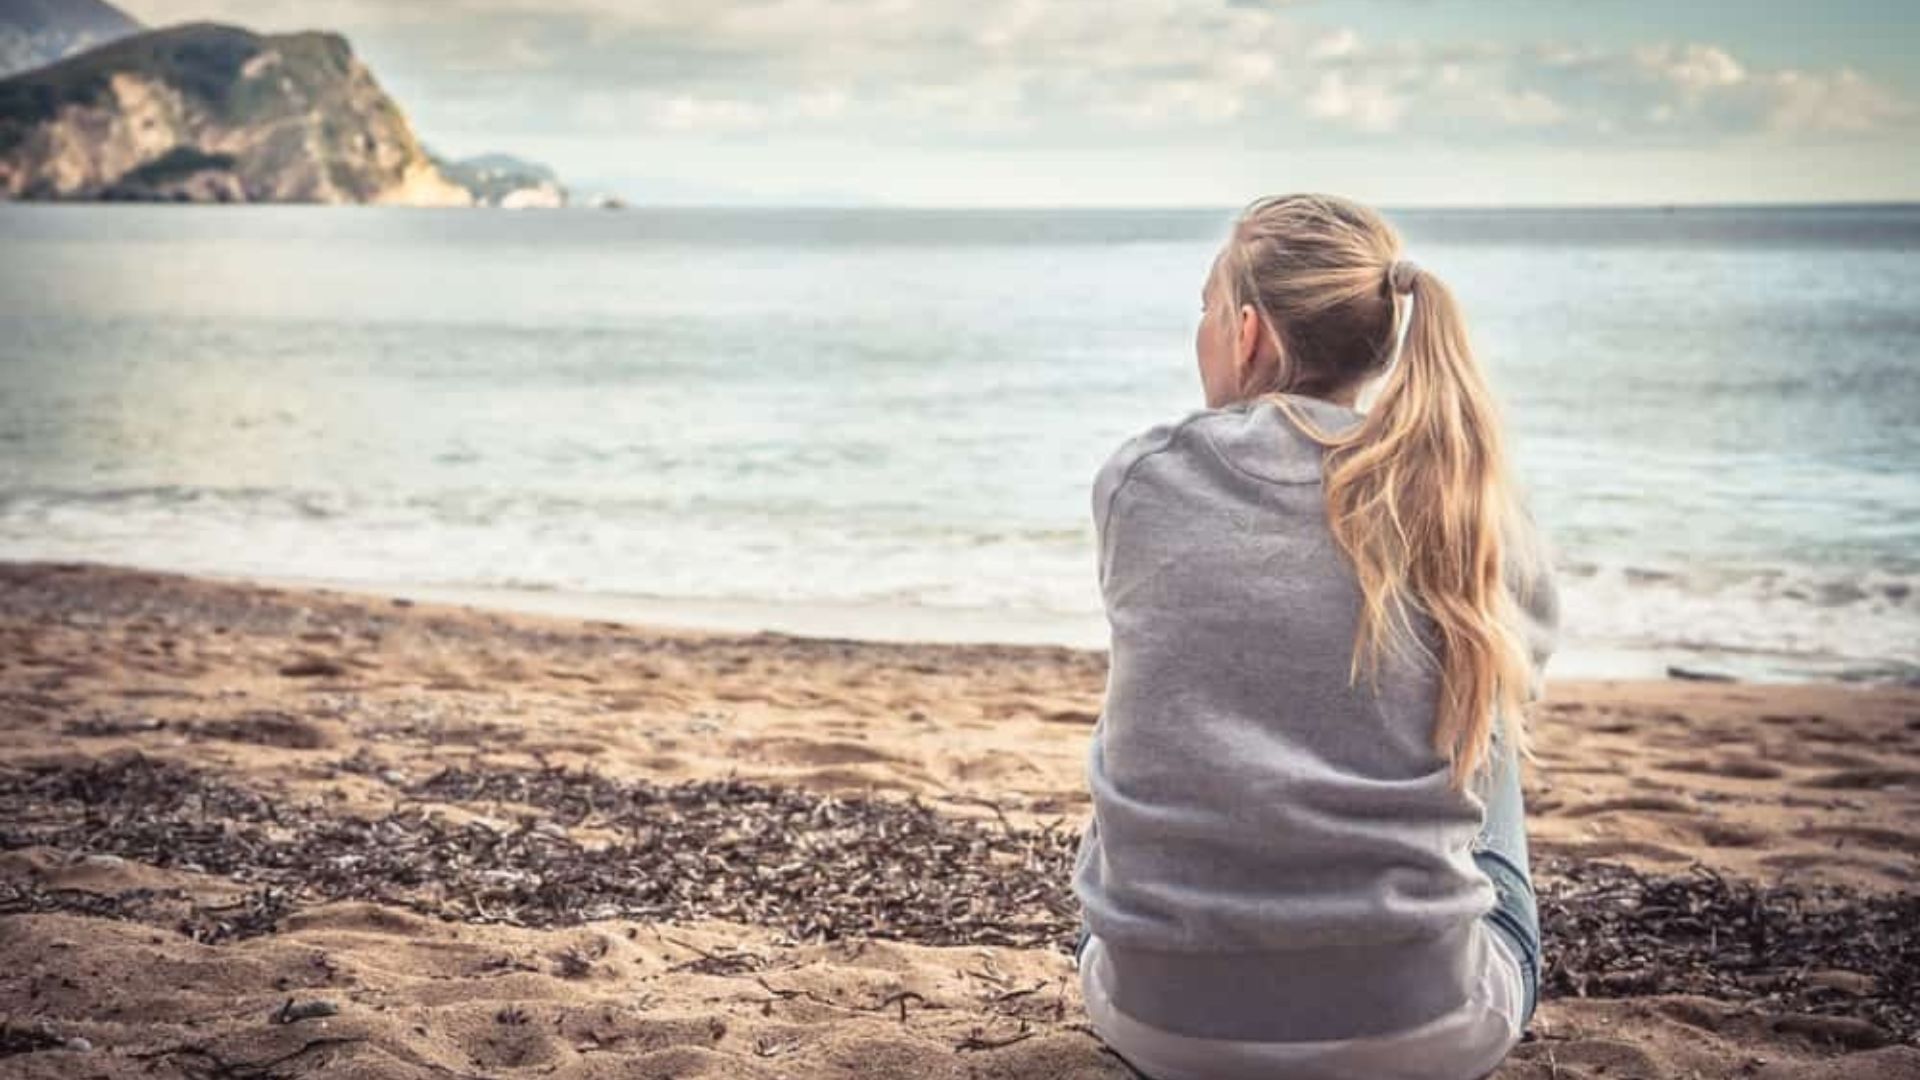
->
<box><xmin>1</xmin><ymin>754</ymin><xmax>1078</xmax><ymax>949</ymax></box>
<box><xmin>4</xmin><ymin>753</ymin><xmax>1916</xmax><ymax>1044</ymax></box>
<box><xmin>0</xmin><ymin>1021</ymin><xmax>69</xmax><ymax>1058</ymax></box>
<box><xmin>1540</xmin><ymin>858</ymin><xmax>1918</xmax><ymax>1043</ymax></box>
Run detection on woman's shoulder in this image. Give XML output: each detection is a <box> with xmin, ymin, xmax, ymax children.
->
<box><xmin>1094</xmin><ymin>395</ymin><xmax>1361</xmax><ymax>515</ymax></box>
<box><xmin>1091</xmin><ymin>405</ymin><xmax>1236</xmax><ymax>527</ymax></box>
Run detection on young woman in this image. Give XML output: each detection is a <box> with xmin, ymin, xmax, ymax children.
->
<box><xmin>1071</xmin><ymin>193</ymin><xmax>1559</xmax><ymax>1080</ymax></box>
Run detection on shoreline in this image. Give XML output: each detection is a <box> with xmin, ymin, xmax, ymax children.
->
<box><xmin>21</xmin><ymin>556</ymin><xmax>1890</xmax><ymax>688</ymax></box>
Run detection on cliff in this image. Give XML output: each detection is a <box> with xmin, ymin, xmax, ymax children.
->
<box><xmin>0</xmin><ymin>21</ymin><xmax>472</xmax><ymax>204</ymax></box>
<box><xmin>435</xmin><ymin>151</ymin><xmax>568</xmax><ymax>208</ymax></box>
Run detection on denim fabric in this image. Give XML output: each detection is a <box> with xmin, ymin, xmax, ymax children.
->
<box><xmin>1071</xmin><ymin>733</ymin><xmax>1542</xmax><ymax>1031</ymax></box>
<box><xmin>1468</xmin><ymin>735</ymin><xmax>1541</xmax><ymax>1027</ymax></box>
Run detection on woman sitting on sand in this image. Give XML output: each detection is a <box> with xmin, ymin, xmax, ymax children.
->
<box><xmin>1072</xmin><ymin>193</ymin><xmax>1559</xmax><ymax>1080</ymax></box>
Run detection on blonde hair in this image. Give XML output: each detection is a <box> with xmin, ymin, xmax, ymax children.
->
<box><xmin>1218</xmin><ymin>193</ymin><xmax>1543</xmax><ymax>789</ymax></box>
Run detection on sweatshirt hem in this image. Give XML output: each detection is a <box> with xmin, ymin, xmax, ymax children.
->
<box><xmin>1097</xmin><ymin>919</ymin><xmax>1487</xmax><ymax>1042</ymax></box>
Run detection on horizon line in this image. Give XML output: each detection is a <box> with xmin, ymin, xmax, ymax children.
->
<box><xmin>5</xmin><ymin>198</ymin><xmax>1916</xmax><ymax>213</ymax></box>
<box><xmin>514</xmin><ymin>196</ymin><xmax>1920</xmax><ymax>213</ymax></box>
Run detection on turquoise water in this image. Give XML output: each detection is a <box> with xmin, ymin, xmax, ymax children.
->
<box><xmin>1</xmin><ymin>204</ymin><xmax>1915</xmax><ymax>682</ymax></box>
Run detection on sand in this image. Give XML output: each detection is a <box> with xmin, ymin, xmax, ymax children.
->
<box><xmin>1</xmin><ymin>560</ymin><xmax>1916</xmax><ymax>1079</ymax></box>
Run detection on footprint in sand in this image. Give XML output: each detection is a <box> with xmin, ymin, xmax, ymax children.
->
<box><xmin>1804</xmin><ymin>767</ymin><xmax>1920</xmax><ymax>792</ymax></box>
<box><xmin>1541</xmin><ymin>837</ymin><xmax>1695</xmax><ymax>863</ymax></box>
<box><xmin>1795</xmin><ymin>749</ymin><xmax>1897</xmax><ymax>770</ymax></box>
<box><xmin>1760</xmin><ymin>850</ymin><xmax>1908</xmax><ymax>878</ymax></box>
<box><xmin>442</xmin><ymin>1001</ymin><xmax>571</xmax><ymax>1069</ymax></box>
<box><xmin>1508</xmin><ymin>1035</ymin><xmax>1665</xmax><ymax>1077</ymax></box>
<box><xmin>788</xmin><ymin>765</ymin><xmax>925</xmax><ymax>794</ymax></box>
<box><xmin>1660</xmin><ymin>757</ymin><xmax>1786</xmax><ymax>781</ymax></box>
<box><xmin>550</xmin><ymin>1010</ymin><xmax>732</xmax><ymax>1058</ymax></box>
<box><xmin>279</xmin><ymin>653</ymin><xmax>348</xmax><ymax>678</ymax></box>
<box><xmin>1695</xmin><ymin>821</ymin><xmax>1775</xmax><ymax>848</ymax></box>
<box><xmin>950</xmin><ymin>753</ymin><xmax>1044</xmax><ymax>783</ymax></box>
<box><xmin>756</xmin><ymin>738</ymin><xmax>905</xmax><ymax>768</ymax></box>
<box><xmin>192</xmin><ymin>710</ymin><xmax>331</xmax><ymax>750</ymax></box>
<box><xmin>1560</xmin><ymin>794</ymin><xmax>1698</xmax><ymax>817</ymax></box>
<box><xmin>1800</xmin><ymin>825</ymin><xmax>1920</xmax><ymax>856</ymax></box>
<box><xmin>282</xmin><ymin>901</ymin><xmax>441</xmax><ymax>937</ymax></box>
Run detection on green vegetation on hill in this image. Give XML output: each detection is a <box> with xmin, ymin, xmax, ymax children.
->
<box><xmin>115</xmin><ymin>144</ymin><xmax>233</xmax><ymax>184</ymax></box>
<box><xmin>0</xmin><ymin>22</ymin><xmax>357</xmax><ymax>128</ymax></box>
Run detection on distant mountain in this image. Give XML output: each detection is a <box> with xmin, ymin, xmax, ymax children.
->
<box><xmin>0</xmin><ymin>0</ymin><xmax>140</xmax><ymax>77</ymax></box>
<box><xmin>0</xmin><ymin>22</ymin><xmax>471</xmax><ymax>203</ymax></box>
<box><xmin>435</xmin><ymin>151</ymin><xmax>567</xmax><ymax>208</ymax></box>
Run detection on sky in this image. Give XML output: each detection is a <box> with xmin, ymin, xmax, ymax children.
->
<box><xmin>120</xmin><ymin>0</ymin><xmax>1920</xmax><ymax>207</ymax></box>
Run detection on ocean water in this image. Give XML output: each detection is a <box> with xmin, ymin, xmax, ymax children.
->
<box><xmin>1</xmin><ymin>203</ymin><xmax>1915</xmax><ymax>684</ymax></box>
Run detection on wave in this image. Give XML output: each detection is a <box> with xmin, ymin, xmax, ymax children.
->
<box><xmin>3</xmin><ymin>487</ymin><xmax>1915</xmax><ymax>684</ymax></box>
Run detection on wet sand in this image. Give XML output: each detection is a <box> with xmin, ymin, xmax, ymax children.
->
<box><xmin>2</xmin><ymin>560</ymin><xmax>1916</xmax><ymax>1078</ymax></box>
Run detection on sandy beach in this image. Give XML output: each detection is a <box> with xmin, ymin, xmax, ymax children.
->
<box><xmin>2</xmin><ymin>559</ymin><xmax>1916</xmax><ymax>1079</ymax></box>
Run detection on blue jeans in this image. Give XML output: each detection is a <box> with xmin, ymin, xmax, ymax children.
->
<box><xmin>1469</xmin><ymin>734</ymin><xmax>1542</xmax><ymax>1029</ymax></box>
<box><xmin>1072</xmin><ymin>737</ymin><xmax>1542</xmax><ymax>1031</ymax></box>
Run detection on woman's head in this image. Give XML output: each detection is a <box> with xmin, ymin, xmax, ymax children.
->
<box><xmin>1206</xmin><ymin>193</ymin><xmax>1546</xmax><ymax>790</ymax></box>
<box><xmin>1196</xmin><ymin>194</ymin><xmax>1403</xmax><ymax>408</ymax></box>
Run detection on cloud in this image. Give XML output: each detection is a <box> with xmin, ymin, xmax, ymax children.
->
<box><xmin>1307</xmin><ymin>70</ymin><xmax>1404</xmax><ymax>133</ymax></box>
<box><xmin>1763</xmin><ymin>67</ymin><xmax>1907</xmax><ymax>134</ymax></box>
<box><xmin>119</xmin><ymin>0</ymin><xmax>1915</xmax><ymax>150</ymax></box>
<box><xmin>1521</xmin><ymin>40</ymin><xmax>1915</xmax><ymax>141</ymax></box>
<box><xmin>1296</xmin><ymin>34</ymin><xmax>1913</xmax><ymax>143</ymax></box>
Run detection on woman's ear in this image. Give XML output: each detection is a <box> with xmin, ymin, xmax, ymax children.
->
<box><xmin>1236</xmin><ymin>303</ymin><xmax>1263</xmax><ymax>374</ymax></box>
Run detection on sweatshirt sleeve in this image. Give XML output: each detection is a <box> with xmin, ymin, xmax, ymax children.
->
<box><xmin>1091</xmin><ymin>421</ymin><xmax>1185</xmax><ymax>591</ymax></box>
<box><xmin>1507</xmin><ymin>520</ymin><xmax>1561</xmax><ymax>704</ymax></box>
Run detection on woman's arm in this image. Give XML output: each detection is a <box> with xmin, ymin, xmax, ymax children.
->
<box><xmin>1507</xmin><ymin>517</ymin><xmax>1560</xmax><ymax>704</ymax></box>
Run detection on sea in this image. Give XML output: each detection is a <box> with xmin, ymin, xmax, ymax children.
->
<box><xmin>1</xmin><ymin>203</ymin><xmax>1915</xmax><ymax>684</ymax></box>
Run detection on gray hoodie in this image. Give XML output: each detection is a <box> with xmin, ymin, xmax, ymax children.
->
<box><xmin>1071</xmin><ymin>392</ymin><xmax>1559</xmax><ymax>1043</ymax></box>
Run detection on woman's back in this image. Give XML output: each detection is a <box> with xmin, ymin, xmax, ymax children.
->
<box><xmin>1073</xmin><ymin>192</ymin><xmax>1560</xmax><ymax>1078</ymax></box>
<box><xmin>1073</xmin><ymin>391</ymin><xmax>1554</xmax><ymax>1045</ymax></box>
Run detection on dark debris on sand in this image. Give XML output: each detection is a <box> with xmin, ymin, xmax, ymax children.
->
<box><xmin>1</xmin><ymin>752</ymin><xmax>1079</xmax><ymax>950</ymax></box>
<box><xmin>0</xmin><ymin>881</ymin><xmax>295</xmax><ymax>945</ymax></box>
<box><xmin>1540</xmin><ymin>857</ymin><xmax>1919</xmax><ymax>1046</ymax></box>
<box><xmin>2</xmin><ymin>752</ymin><xmax>1915</xmax><ymax>1044</ymax></box>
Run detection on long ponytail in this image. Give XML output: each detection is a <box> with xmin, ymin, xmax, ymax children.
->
<box><xmin>1229</xmin><ymin>195</ymin><xmax>1542</xmax><ymax>789</ymax></box>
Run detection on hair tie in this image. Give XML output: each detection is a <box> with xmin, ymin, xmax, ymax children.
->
<box><xmin>1388</xmin><ymin>258</ymin><xmax>1420</xmax><ymax>296</ymax></box>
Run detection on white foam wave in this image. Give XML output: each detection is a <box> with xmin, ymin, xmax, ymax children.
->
<box><xmin>2</xmin><ymin>491</ymin><xmax>1914</xmax><ymax>683</ymax></box>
